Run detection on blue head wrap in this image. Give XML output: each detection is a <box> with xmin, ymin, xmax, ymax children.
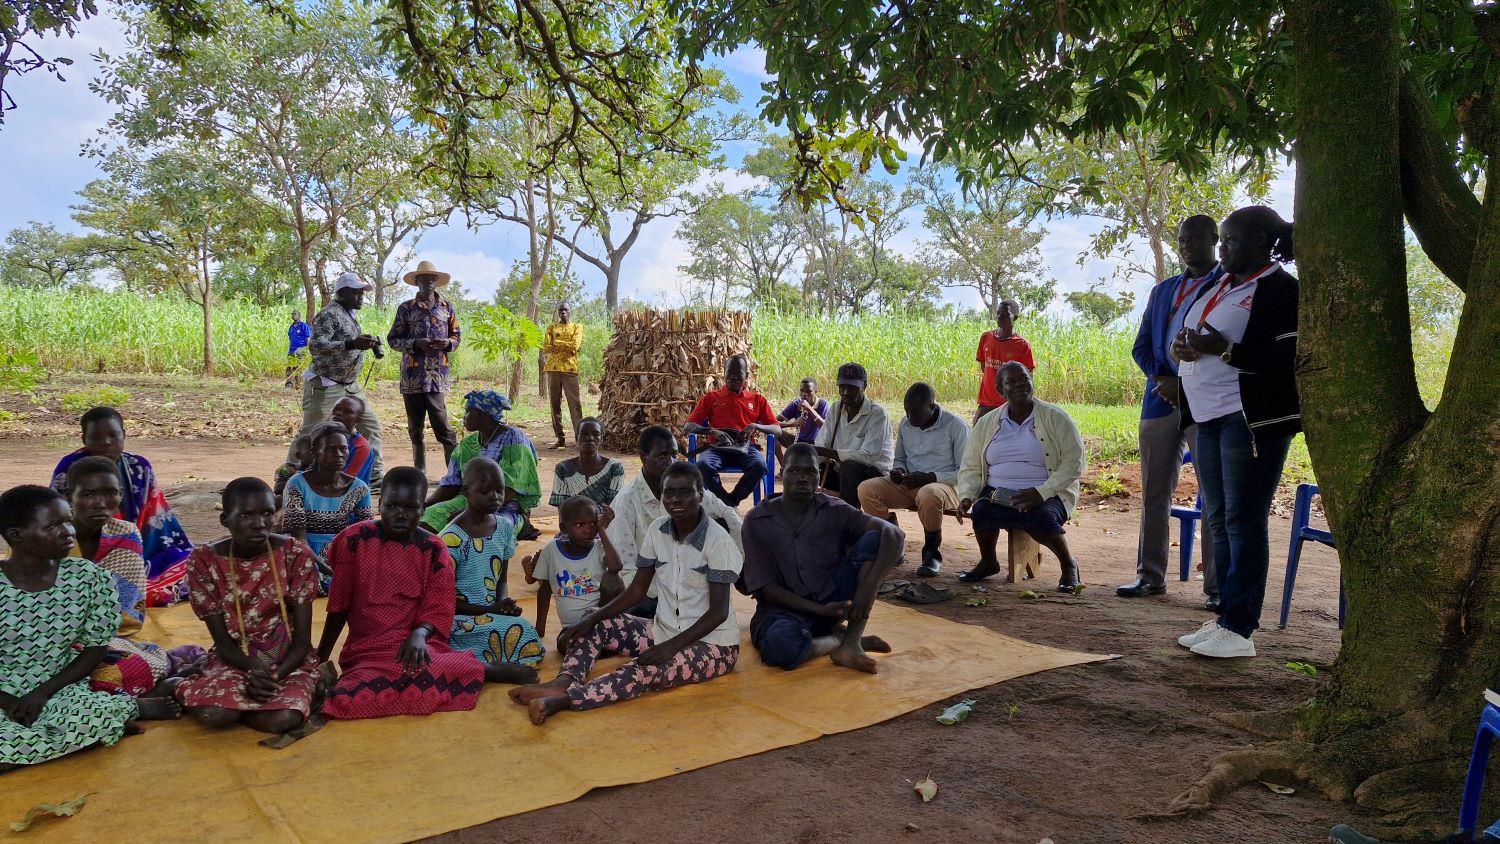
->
<box><xmin>464</xmin><ymin>390</ymin><xmax>512</xmax><ymax>425</ymax></box>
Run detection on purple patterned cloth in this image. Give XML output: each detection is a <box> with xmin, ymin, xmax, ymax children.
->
<box><xmin>559</xmin><ymin>615</ymin><xmax>738</xmax><ymax>710</ymax></box>
<box><xmin>386</xmin><ymin>295</ymin><xmax>461</xmax><ymax>395</ymax></box>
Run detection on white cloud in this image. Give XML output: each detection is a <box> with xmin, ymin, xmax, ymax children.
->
<box><xmin>719</xmin><ymin>46</ymin><xmax>770</xmax><ymax>84</ymax></box>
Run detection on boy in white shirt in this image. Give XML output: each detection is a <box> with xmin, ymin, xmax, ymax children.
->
<box><xmin>524</xmin><ymin>496</ymin><xmax>622</xmax><ymax>638</ymax></box>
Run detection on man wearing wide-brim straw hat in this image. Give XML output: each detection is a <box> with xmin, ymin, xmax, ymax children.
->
<box><xmin>386</xmin><ymin>260</ymin><xmax>462</xmax><ymax>476</ymax></box>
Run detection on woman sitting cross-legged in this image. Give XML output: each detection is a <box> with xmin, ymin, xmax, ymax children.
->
<box><xmin>2</xmin><ymin>485</ymin><xmax>179</xmax><ymax>773</ymax></box>
<box><xmin>281</xmin><ymin>421</ymin><xmax>374</xmax><ymax>593</ymax></box>
<box><xmin>174</xmin><ymin>478</ymin><xmax>323</xmax><ymax>735</ymax></box>
<box><xmin>548</xmin><ymin>418</ymin><xmax>625</xmax><ymax>508</ymax></box>
<box><xmin>65</xmin><ymin>456</ymin><xmax>182</xmax><ymax>700</ymax></box>
<box><xmin>955</xmin><ymin>361</ymin><xmax>1085</xmax><ymax>592</ymax></box>
<box><xmin>317</xmin><ymin>467</ymin><xmax>536</xmax><ymax>720</ymax></box>
<box><xmin>439</xmin><ymin>457</ymin><xmax>544</xmax><ymax>672</ymax></box>
<box><xmin>509</xmin><ymin>462</ymin><xmax>741</xmax><ymax>725</ymax></box>
<box><xmin>422</xmin><ymin>390</ymin><xmax>541</xmax><ymax>537</ymax></box>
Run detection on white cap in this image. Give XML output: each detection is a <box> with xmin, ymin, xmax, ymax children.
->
<box><xmin>334</xmin><ymin>272</ymin><xmax>371</xmax><ymax>293</ymax></box>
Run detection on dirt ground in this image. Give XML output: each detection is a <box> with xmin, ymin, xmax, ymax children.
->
<box><xmin>1</xmin><ymin>375</ymin><xmax>1362</xmax><ymax>843</ymax></box>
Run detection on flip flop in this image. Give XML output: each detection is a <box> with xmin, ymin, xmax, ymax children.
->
<box><xmin>893</xmin><ymin>582</ymin><xmax>955</xmax><ymax>604</ymax></box>
<box><xmin>958</xmin><ymin>567</ymin><xmax>1001</xmax><ymax>583</ymax></box>
<box><xmin>879</xmin><ymin>579</ymin><xmax>910</xmax><ymax>596</ymax></box>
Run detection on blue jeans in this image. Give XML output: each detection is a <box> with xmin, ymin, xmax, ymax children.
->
<box><xmin>697</xmin><ymin>445</ymin><xmax>767</xmax><ymax>506</ymax></box>
<box><xmin>1194</xmin><ymin>413</ymin><xmax>1293</xmax><ymax>637</ymax></box>
<box><xmin>752</xmin><ymin>531</ymin><xmax>881</xmax><ymax>669</ymax></box>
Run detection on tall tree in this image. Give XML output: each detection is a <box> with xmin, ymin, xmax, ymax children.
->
<box><xmin>94</xmin><ymin>0</ymin><xmax>427</xmax><ymax>319</ymax></box>
<box><xmin>73</xmin><ymin>147</ymin><xmax>261</xmax><ymax>372</ymax></box>
<box><xmin>677</xmin><ymin>187</ymin><xmax>805</xmax><ymax>308</ymax></box>
<box><xmin>1028</xmin><ymin>130</ymin><xmax>1272</xmax><ymax>287</ymax></box>
<box><xmin>0</xmin><ymin>222</ymin><xmax>100</xmax><ymax>288</ymax></box>
<box><xmin>911</xmin><ymin>162</ymin><xmax>1054</xmax><ymax>313</ymax></box>
<box><xmin>677</xmin><ymin>0</ymin><xmax>1500</xmax><ymax>833</ymax></box>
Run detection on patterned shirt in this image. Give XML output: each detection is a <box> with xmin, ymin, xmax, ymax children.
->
<box><xmin>542</xmin><ymin>322</ymin><xmax>584</xmax><ymax>373</ymax></box>
<box><xmin>386</xmin><ymin>295</ymin><xmax>461</xmax><ymax>394</ymax></box>
<box><xmin>307</xmin><ymin>303</ymin><xmax>368</xmax><ymax>385</ymax></box>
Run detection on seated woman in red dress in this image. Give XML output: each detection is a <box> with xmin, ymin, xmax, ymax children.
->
<box><xmin>316</xmin><ymin>467</ymin><xmax>535</xmax><ymax>720</ymax></box>
<box><xmin>175</xmin><ymin>478</ymin><xmax>322</xmax><ymax>735</ymax></box>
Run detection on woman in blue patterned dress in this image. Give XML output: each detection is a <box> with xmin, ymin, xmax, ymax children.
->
<box><xmin>1</xmin><ymin>486</ymin><xmax>179</xmax><ymax>771</ymax></box>
<box><xmin>437</xmin><ymin>458</ymin><xmax>544</xmax><ymax>671</ymax></box>
<box><xmin>282</xmin><ymin>422</ymin><xmax>373</xmax><ymax>592</ymax></box>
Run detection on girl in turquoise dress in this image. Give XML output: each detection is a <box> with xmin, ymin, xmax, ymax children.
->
<box><xmin>437</xmin><ymin>458</ymin><xmax>544</xmax><ymax>670</ymax></box>
<box><xmin>1</xmin><ymin>486</ymin><xmax>178</xmax><ymax>770</ymax></box>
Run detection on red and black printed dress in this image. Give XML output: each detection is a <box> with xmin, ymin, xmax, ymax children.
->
<box><xmin>321</xmin><ymin>521</ymin><xmax>486</xmax><ymax>719</ymax></box>
<box><xmin>175</xmin><ymin>538</ymin><xmax>323</xmax><ymax>715</ymax></box>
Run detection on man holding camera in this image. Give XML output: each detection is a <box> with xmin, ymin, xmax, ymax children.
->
<box><xmin>387</xmin><ymin>260</ymin><xmax>461</xmax><ymax>476</ymax></box>
<box><xmin>290</xmin><ymin>271</ymin><xmax>386</xmax><ymax>488</ymax></box>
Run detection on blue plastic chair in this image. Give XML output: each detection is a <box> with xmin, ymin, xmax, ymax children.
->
<box><xmin>1459</xmin><ymin>691</ymin><xmax>1500</xmax><ymax>838</ymax></box>
<box><xmin>1279</xmin><ymin>483</ymin><xmax>1346</xmax><ymax>629</ymax></box>
<box><xmin>686</xmin><ymin>433</ymin><xmax>775</xmax><ymax>503</ymax></box>
<box><xmin>1170</xmin><ymin>450</ymin><xmax>1205</xmax><ymax>581</ymax></box>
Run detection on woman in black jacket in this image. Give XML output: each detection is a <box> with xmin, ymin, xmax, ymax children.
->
<box><xmin>1170</xmin><ymin>206</ymin><xmax>1300</xmax><ymax>659</ymax></box>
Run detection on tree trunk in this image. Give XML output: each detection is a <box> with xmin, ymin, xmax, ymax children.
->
<box><xmin>199</xmin><ymin>244</ymin><xmax>215</xmax><ymax>376</ymax></box>
<box><xmin>1282</xmin><ymin>0</ymin><xmax>1500</xmax><ymax>829</ymax></box>
<box><xmin>298</xmin><ymin>240</ymin><xmax>317</xmax><ymax>321</ymax></box>
<box><xmin>605</xmin><ymin>264</ymin><xmax>621</xmax><ymax>315</ymax></box>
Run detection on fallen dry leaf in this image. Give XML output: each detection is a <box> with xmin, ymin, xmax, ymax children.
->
<box><xmin>914</xmin><ymin>776</ymin><xmax>938</xmax><ymax>803</ymax></box>
<box><xmin>10</xmin><ymin>793</ymin><xmax>94</xmax><ymax>832</ymax></box>
<box><xmin>1260</xmin><ymin>781</ymin><xmax>1296</xmax><ymax>795</ymax></box>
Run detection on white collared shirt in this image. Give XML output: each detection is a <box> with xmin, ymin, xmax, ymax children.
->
<box><xmin>984</xmin><ymin>411</ymin><xmax>1050</xmax><ymax>490</ymax></box>
<box><xmin>814</xmin><ymin>397</ymin><xmax>895</xmax><ymax>472</ymax></box>
<box><xmin>606</xmin><ymin>471</ymin><xmax>744</xmax><ymax>597</ymax></box>
<box><xmin>1180</xmin><ymin>262</ymin><xmax>1277</xmax><ymax>423</ymax></box>
<box><xmin>638</xmin><ymin>513</ymin><xmax>742</xmax><ymax>648</ymax></box>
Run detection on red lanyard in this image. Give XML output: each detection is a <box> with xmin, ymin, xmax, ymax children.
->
<box><xmin>1196</xmin><ymin>264</ymin><xmax>1274</xmax><ymax>328</ymax></box>
<box><xmin>1169</xmin><ymin>272</ymin><xmax>1212</xmax><ymax>320</ymax></box>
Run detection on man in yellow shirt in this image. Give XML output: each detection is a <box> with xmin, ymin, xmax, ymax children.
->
<box><xmin>542</xmin><ymin>301</ymin><xmax>584</xmax><ymax>449</ymax></box>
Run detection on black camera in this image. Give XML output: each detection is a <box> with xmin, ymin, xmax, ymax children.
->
<box><xmin>370</xmin><ymin>338</ymin><xmax>385</xmax><ymax>360</ymax></box>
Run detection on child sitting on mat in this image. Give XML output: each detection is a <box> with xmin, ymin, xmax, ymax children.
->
<box><xmin>439</xmin><ymin>458</ymin><xmax>544</xmax><ymax>670</ymax></box>
<box><xmin>523</xmin><ymin>494</ymin><xmax>623</xmax><ymax>639</ymax></box>
<box><xmin>509</xmin><ymin>463</ymin><xmax>741</xmax><ymax>725</ymax></box>
<box><xmin>317</xmin><ymin>467</ymin><xmax>535</xmax><ymax>720</ymax></box>
<box><xmin>175</xmin><ymin>478</ymin><xmax>322</xmax><ymax>735</ymax></box>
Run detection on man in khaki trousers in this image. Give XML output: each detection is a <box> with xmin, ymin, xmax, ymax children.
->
<box><xmin>542</xmin><ymin>301</ymin><xmax>583</xmax><ymax>449</ymax></box>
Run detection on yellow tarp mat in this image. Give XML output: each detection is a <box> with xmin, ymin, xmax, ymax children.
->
<box><xmin>2</xmin><ymin>562</ymin><xmax>1113</xmax><ymax>842</ymax></box>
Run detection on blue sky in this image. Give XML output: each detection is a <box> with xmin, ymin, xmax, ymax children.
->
<box><xmin>0</xmin><ymin>6</ymin><xmax>1294</xmax><ymax>314</ymax></box>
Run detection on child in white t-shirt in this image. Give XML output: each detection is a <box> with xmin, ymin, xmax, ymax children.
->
<box><xmin>524</xmin><ymin>496</ymin><xmax>622</xmax><ymax>638</ymax></box>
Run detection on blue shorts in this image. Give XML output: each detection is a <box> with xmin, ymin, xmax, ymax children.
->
<box><xmin>751</xmin><ymin>531</ymin><xmax>880</xmax><ymax>670</ymax></box>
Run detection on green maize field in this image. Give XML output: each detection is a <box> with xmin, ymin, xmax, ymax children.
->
<box><xmin>5</xmin><ymin>286</ymin><xmax>1450</xmax><ymax>412</ymax></box>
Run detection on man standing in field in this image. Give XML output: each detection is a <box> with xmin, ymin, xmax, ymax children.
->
<box><xmin>1116</xmin><ymin>215</ymin><xmax>1221</xmax><ymax>604</ymax></box>
<box><xmin>542</xmin><ymin>301</ymin><xmax>584</xmax><ymax>450</ymax></box>
<box><xmin>285</xmin><ymin>310</ymin><xmax>310</xmax><ymax>388</ymax></box>
<box><xmin>289</xmin><ymin>272</ymin><xmax>385</xmax><ymax>489</ymax></box>
<box><xmin>974</xmin><ymin>299</ymin><xmax>1037</xmax><ymax>422</ymax></box>
<box><xmin>386</xmin><ymin>260</ymin><xmax>461</xmax><ymax>476</ymax></box>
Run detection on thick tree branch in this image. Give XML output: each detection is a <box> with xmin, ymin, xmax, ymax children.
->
<box><xmin>1398</xmin><ymin>71</ymin><xmax>1481</xmax><ymax>293</ymax></box>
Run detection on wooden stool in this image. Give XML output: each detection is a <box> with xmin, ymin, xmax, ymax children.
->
<box><xmin>944</xmin><ymin>508</ymin><xmax>1044</xmax><ymax>583</ymax></box>
<box><xmin>1006</xmin><ymin>530</ymin><xmax>1043</xmax><ymax>583</ymax></box>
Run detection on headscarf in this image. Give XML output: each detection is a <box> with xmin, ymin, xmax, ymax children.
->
<box><xmin>464</xmin><ymin>390</ymin><xmax>512</xmax><ymax>426</ymax></box>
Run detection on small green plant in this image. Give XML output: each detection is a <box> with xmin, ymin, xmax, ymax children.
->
<box><xmin>1006</xmin><ymin>703</ymin><xmax>1020</xmax><ymax>721</ymax></box>
<box><xmin>1089</xmin><ymin>470</ymin><xmax>1127</xmax><ymax>497</ymax></box>
<box><xmin>0</xmin><ymin>409</ymin><xmax>17</xmax><ymax>422</ymax></box>
<box><xmin>1285</xmin><ymin>661</ymin><xmax>1318</xmax><ymax>677</ymax></box>
<box><xmin>468</xmin><ymin>305</ymin><xmax>544</xmax><ymax>365</ymax></box>
<box><xmin>60</xmin><ymin>385</ymin><xmax>131</xmax><ymax>414</ymax></box>
<box><xmin>0</xmin><ymin>348</ymin><xmax>46</xmax><ymax>392</ymax></box>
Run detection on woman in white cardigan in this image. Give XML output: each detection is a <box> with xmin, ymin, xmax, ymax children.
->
<box><xmin>956</xmin><ymin>362</ymin><xmax>1085</xmax><ymax>591</ymax></box>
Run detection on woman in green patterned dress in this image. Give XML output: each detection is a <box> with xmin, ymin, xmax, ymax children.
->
<box><xmin>1</xmin><ymin>486</ymin><xmax>179</xmax><ymax>771</ymax></box>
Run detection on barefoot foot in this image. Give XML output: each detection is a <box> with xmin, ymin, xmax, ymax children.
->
<box><xmin>830</xmin><ymin>642</ymin><xmax>879</xmax><ymax>674</ymax></box>
<box><xmin>860</xmin><ymin>635</ymin><xmax>892</xmax><ymax>654</ymax></box>
<box><xmin>509</xmin><ymin>678</ymin><xmax>569</xmax><ymax>705</ymax></box>
<box><xmin>528</xmin><ymin>695</ymin><xmax>569</xmax><ymax>725</ymax></box>
<box><xmin>136</xmin><ymin>696</ymin><xmax>183</xmax><ymax>721</ymax></box>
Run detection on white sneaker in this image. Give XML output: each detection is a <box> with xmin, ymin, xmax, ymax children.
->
<box><xmin>1177</xmin><ymin>619</ymin><xmax>1220</xmax><ymax>649</ymax></box>
<box><xmin>1190</xmin><ymin>626</ymin><xmax>1257</xmax><ymax>658</ymax></box>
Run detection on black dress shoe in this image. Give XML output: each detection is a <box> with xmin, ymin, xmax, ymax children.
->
<box><xmin>1204</xmin><ymin>595</ymin><xmax>1222</xmax><ymax>612</ymax></box>
<box><xmin>1116</xmin><ymin>580</ymin><xmax>1166</xmax><ymax>597</ymax></box>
